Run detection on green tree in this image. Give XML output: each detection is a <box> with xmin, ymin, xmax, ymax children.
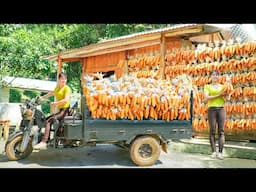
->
<box><xmin>9</xmin><ymin>89</ymin><xmax>22</xmax><ymax>102</ymax></box>
<box><xmin>0</xmin><ymin>24</ymin><xmax>170</xmax><ymax>93</ymax></box>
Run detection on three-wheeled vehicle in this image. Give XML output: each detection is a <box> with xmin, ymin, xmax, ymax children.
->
<box><xmin>5</xmin><ymin>90</ymin><xmax>193</xmax><ymax>166</ymax></box>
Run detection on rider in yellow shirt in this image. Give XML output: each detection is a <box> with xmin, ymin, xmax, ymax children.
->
<box><xmin>33</xmin><ymin>72</ymin><xmax>72</xmax><ymax>150</ymax></box>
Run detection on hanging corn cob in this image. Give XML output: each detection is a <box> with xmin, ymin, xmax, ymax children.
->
<box><xmin>83</xmin><ymin>73</ymin><xmax>193</xmax><ymax>121</ymax></box>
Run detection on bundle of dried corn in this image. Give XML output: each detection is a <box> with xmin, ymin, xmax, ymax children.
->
<box><xmin>164</xmin><ymin>40</ymin><xmax>256</xmax><ymax>66</ymax></box>
<box><xmin>83</xmin><ymin>73</ymin><xmax>194</xmax><ymax>121</ymax></box>
<box><xmin>164</xmin><ymin>39</ymin><xmax>256</xmax><ymax>140</ymax></box>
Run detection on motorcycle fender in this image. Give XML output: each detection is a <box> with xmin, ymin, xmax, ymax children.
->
<box><xmin>6</xmin><ymin>131</ymin><xmax>23</xmax><ymax>144</ymax></box>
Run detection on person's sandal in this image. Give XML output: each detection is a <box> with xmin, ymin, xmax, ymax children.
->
<box><xmin>33</xmin><ymin>142</ymin><xmax>47</xmax><ymax>150</ymax></box>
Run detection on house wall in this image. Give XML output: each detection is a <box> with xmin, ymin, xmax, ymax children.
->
<box><xmin>0</xmin><ymin>87</ymin><xmax>10</xmax><ymax>102</ymax></box>
<box><xmin>0</xmin><ymin>103</ymin><xmax>22</xmax><ymax>128</ymax></box>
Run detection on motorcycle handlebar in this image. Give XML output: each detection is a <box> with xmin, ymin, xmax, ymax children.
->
<box><xmin>37</xmin><ymin>97</ymin><xmax>51</xmax><ymax>104</ymax></box>
<box><xmin>22</xmin><ymin>96</ymin><xmax>51</xmax><ymax>108</ymax></box>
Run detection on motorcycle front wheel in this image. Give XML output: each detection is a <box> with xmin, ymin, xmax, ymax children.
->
<box><xmin>5</xmin><ymin>135</ymin><xmax>33</xmax><ymax>161</ymax></box>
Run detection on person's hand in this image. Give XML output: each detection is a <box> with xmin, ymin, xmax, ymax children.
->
<box><xmin>219</xmin><ymin>88</ymin><xmax>227</xmax><ymax>96</ymax></box>
<box><xmin>50</xmin><ymin>102</ymin><xmax>57</xmax><ymax>108</ymax></box>
<box><xmin>220</xmin><ymin>92</ymin><xmax>226</xmax><ymax>96</ymax></box>
<box><xmin>35</xmin><ymin>96</ymin><xmax>41</xmax><ymax>104</ymax></box>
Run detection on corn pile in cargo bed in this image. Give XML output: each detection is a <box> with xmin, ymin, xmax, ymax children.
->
<box><xmin>83</xmin><ymin>73</ymin><xmax>193</xmax><ymax>121</ymax></box>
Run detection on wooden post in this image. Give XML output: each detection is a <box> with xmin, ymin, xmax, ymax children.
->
<box><xmin>81</xmin><ymin>58</ymin><xmax>87</xmax><ymax>85</ymax></box>
<box><xmin>160</xmin><ymin>33</ymin><xmax>166</xmax><ymax>79</ymax></box>
<box><xmin>210</xmin><ymin>33</ymin><xmax>214</xmax><ymax>43</ymax></box>
<box><xmin>51</xmin><ymin>54</ymin><xmax>63</xmax><ymax>113</ymax></box>
<box><xmin>57</xmin><ymin>54</ymin><xmax>62</xmax><ymax>81</ymax></box>
<box><xmin>3</xmin><ymin>120</ymin><xmax>10</xmax><ymax>141</ymax></box>
<box><xmin>123</xmin><ymin>50</ymin><xmax>128</xmax><ymax>77</ymax></box>
<box><xmin>0</xmin><ymin>120</ymin><xmax>10</xmax><ymax>141</ymax></box>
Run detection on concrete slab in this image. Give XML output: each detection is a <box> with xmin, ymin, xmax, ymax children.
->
<box><xmin>169</xmin><ymin>137</ymin><xmax>256</xmax><ymax>160</ymax></box>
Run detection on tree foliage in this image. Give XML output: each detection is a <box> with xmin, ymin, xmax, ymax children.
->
<box><xmin>9</xmin><ymin>89</ymin><xmax>22</xmax><ymax>103</ymax></box>
<box><xmin>0</xmin><ymin>24</ymin><xmax>170</xmax><ymax>93</ymax></box>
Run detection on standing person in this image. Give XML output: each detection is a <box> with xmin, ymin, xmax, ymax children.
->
<box><xmin>204</xmin><ymin>70</ymin><xmax>227</xmax><ymax>160</ymax></box>
<box><xmin>33</xmin><ymin>72</ymin><xmax>72</xmax><ymax>150</ymax></box>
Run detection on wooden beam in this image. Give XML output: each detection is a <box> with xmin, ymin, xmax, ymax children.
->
<box><xmin>165</xmin><ymin>36</ymin><xmax>182</xmax><ymax>42</ymax></box>
<box><xmin>64</xmin><ymin>38</ymin><xmax>161</xmax><ymax>58</ymax></box>
<box><xmin>164</xmin><ymin>26</ymin><xmax>204</xmax><ymax>37</ymax></box>
<box><xmin>61</xmin><ymin>58</ymin><xmax>83</xmax><ymax>63</ymax></box>
<box><xmin>215</xmin><ymin>32</ymin><xmax>224</xmax><ymax>41</ymax></box>
<box><xmin>86</xmin><ymin>66</ymin><xmax>117</xmax><ymax>73</ymax></box>
<box><xmin>160</xmin><ymin>34</ymin><xmax>166</xmax><ymax>79</ymax></box>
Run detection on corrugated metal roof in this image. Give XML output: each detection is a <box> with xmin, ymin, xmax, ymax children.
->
<box><xmin>42</xmin><ymin>24</ymin><xmax>225</xmax><ymax>61</ymax></box>
<box><xmin>220</xmin><ymin>24</ymin><xmax>256</xmax><ymax>44</ymax></box>
<box><xmin>99</xmin><ymin>24</ymin><xmax>198</xmax><ymax>43</ymax></box>
<box><xmin>2</xmin><ymin>76</ymin><xmax>56</xmax><ymax>92</ymax></box>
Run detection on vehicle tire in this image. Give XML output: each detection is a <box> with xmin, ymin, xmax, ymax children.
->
<box><xmin>5</xmin><ymin>135</ymin><xmax>33</xmax><ymax>161</ymax></box>
<box><xmin>130</xmin><ymin>136</ymin><xmax>160</xmax><ymax>166</ymax></box>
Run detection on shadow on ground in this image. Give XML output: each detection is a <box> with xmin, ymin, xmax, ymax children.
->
<box><xmin>0</xmin><ymin>141</ymin><xmax>163</xmax><ymax>168</ymax></box>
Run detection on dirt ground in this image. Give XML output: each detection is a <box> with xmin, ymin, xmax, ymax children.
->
<box><xmin>1</xmin><ymin>139</ymin><xmax>256</xmax><ymax>168</ymax></box>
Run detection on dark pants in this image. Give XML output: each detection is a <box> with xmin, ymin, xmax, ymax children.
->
<box><xmin>42</xmin><ymin>108</ymin><xmax>69</xmax><ymax>143</ymax></box>
<box><xmin>207</xmin><ymin>107</ymin><xmax>226</xmax><ymax>153</ymax></box>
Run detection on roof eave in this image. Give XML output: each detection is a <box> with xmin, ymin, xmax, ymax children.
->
<box><xmin>42</xmin><ymin>24</ymin><xmax>222</xmax><ymax>62</ymax></box>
